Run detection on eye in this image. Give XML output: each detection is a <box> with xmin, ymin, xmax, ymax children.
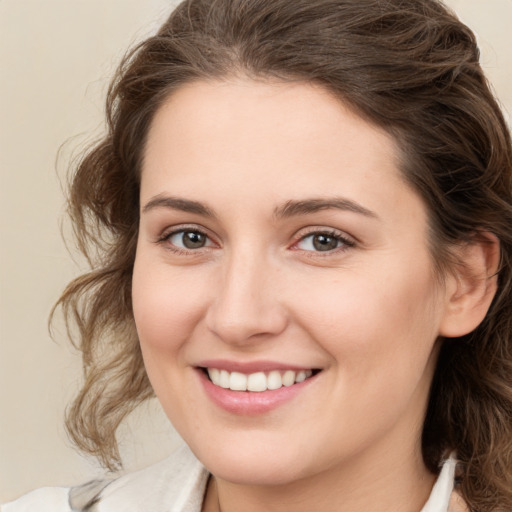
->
<box><xmin>295</xmin><ymin>231</ymin><xmax>354</xmax><ymax>253</ymax></box>
<box><xmin>165</xmin><ymin>229</ymin><xmax>214</xmax><ymax>250</ymax></box>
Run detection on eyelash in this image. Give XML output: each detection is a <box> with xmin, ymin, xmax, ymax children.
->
<box><xmin>156</xmin><ymin>226</ymin><xmax>356</xmax><ymax>256</ymax></box>
<box><xmin>156</xmin><ymin>225</ymin><xmax>215</xmax><ymax>255</ymax></box>
<box><xmin>291</xmin><ymin>229</ymin><xmax>356</xmax><ymax>256</ymax></box>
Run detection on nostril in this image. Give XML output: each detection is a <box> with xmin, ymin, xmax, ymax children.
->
<box><xmin>205</xmin><ymin>283</ymin><xmax>288</xmax><ymax>344</ymax></box>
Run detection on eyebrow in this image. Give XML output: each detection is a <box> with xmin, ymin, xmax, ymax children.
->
<box><xmin>142</xmin><ymin>195</ymin><xmax>378</xmax><ymax>220</ymax></box>
<box><xmin>142</xmin><ymin>195</ymin><xmax>216</xmax><ymax>217</ymax></box>
<box><xmin>274</xmin><ymin>198</ymin><xmax>378</xmax><ymax>220</ymax></box>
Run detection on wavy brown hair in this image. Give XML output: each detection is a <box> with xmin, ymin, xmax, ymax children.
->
<box><xmin>56</xmin><ymin>0</ymin><xmax>512</xmax><ymax>509</ymax></box>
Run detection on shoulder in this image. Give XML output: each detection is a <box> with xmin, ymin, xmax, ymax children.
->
<box><xmin>97</xmin><ymin>444</ymin><xmax>209</xmax><ymax>511</ymax></box>
<box><xmin>2</xmin><ymin>444</ymin><xmax>209</xmax><ymax>512</ymax></box>
<box><xmin>1</xmin><ymin>486</ymin><xmax>71</xmax><ymax>512</ymax></box>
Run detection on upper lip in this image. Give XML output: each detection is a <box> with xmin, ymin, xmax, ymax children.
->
<box><xmin>196</xmin><ymin>359</ymin><xmax>319</xmax><ymax>374</ymax></box>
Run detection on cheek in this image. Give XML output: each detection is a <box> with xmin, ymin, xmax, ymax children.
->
<box><xmin>131</xmin><ymin>252</ymin><xmax>213</xmax><ymax>423</ymax></box>
<box><xmin>289</xmin><ymin>262</ymin><xmax>442</xmax><ymax>370</ymax></box>
<box><xmin>289</xmin><ymin>265</ymin><xmax>442</xmax><ymax>446</ymax></box>
<box><xmin>131</xmin><ymin>253</ymin><xmax>210</xmax><ymax>354</ymax></box>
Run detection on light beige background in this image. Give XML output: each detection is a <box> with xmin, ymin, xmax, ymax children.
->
<box><xmin>1</xmin><ymin>0</ymin><xmax>511</xmax><ymax>503</ymax></box>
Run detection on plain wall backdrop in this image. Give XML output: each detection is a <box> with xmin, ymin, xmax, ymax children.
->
<box><xmin>1</xmin><ymin>0</ymin><xmax>511</xmax><ymax>502</ymax></box>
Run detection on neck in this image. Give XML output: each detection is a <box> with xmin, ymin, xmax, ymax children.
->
<box><xmin>203</xmin><ymin>446</ymin><xmax>436</xmax><ymax>512</ymax></box>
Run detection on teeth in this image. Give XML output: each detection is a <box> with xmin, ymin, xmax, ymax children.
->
<box><xmin>219</xmin><ymin>369</ymin><xmax>230</xmax><ymax>388</ymax></box>
<box><xmin>282</xmin><ymin>370</ymin><xmax>295</xmax><ymax>387</ymax></box>
<box><xmin>208</xmin><ymin>368</ymin><xmax>220</xmax><ymax>385</ymax></box>
<box><xmin>295</xmin><ymin>370</ymin><xmax>307</xmax><ymax>383</ymax></box>
<box><xmin>247</xmin><ymin>372</ymin><xmax>267</xmax><ymax>392</ymax></box>
<box><xmin>267</xmin><ymin>370</ymin><xmax>282</xmax><ymax>390</ymax></box>
<box><xmin>229</xmin><ymin>372</ymin><xmax>247</xmax><ymax>391</ymax></box>
<box><xmin>206</xmin><ymin>368</ymin><xmax>314</xmax><ymax>392</ymax></box>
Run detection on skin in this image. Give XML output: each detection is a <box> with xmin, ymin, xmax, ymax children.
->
<box><xmin>132</xmin><ymin>79</ymin><xmax>495</xmax><ymax>512</ymax></box>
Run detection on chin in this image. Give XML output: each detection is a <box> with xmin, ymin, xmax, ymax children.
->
<box><xmin>189</xmin><ymin>434</ymin><xmax>315</xmax><ymax>486</ymax></box>
<box><xmin>207</xmin><ymin>456</ymin><xmax>307</xmax><ymax>486</ymax></box>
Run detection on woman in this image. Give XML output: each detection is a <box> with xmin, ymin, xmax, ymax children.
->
<box><xmin>4</xmin><ymin>0</ymin><xmax>512</xmax><ymax>510</ymax></box>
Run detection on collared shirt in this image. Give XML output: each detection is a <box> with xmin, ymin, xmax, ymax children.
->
<box><xmin>1</xmin><ymin>445</ymin><xmax>462</xmax><ymax>512</ymax></box>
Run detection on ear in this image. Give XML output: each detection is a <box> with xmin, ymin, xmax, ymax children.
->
<box><xmin>439</xmin><ymin>232</ymin><xmax>500</xmax><ymax>338</ymax></box>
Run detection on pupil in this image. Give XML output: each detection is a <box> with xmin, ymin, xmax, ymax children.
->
<box><xmin>313</xmin><ymin>234</ymin><xmax>338</xmax><ymax>251</ymax></box>
<box><xmin>183</xmin><ymin>231</ymin><xmax>205</xmax><ymax>249</ymax></box>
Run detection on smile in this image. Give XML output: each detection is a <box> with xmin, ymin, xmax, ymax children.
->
<box><xmin>196</xmin><ymin>362</ymin><xmax>322</xmax><ymax>415</ymax></box>
<box><xmin>206</xmin><ymin>368</ymin><xmax>315</xmax><ymax>392</ymax></box>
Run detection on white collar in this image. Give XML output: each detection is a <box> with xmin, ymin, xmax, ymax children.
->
<box><xmin>420</xmin><ymin>454</ymin><xmax>458</xmax><ymax>512</ymax></box>
<box><xmin>82</xmin><ymin>446</ymin><xmax>459</xmax><ymax>512</ymax></box>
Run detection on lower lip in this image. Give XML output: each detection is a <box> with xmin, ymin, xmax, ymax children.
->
<box><xmin>197</xmin><ymin>369</ymin><xmax>318</xmax><ymax>415</ymax></box>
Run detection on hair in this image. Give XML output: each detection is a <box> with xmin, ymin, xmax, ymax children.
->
<box><xmin>55</xmin><ymin>0</ymin><xmax>512</xmax><ymax>509</ymax></box>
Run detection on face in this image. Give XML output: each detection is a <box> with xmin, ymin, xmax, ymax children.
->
<box><xmin>132</xmin><ymin>79</ymin><xmax>451</xmax><ymax>486</ymax></box>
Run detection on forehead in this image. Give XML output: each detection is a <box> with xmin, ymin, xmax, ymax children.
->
<box><xmin>141</xmin><ymin>78</ymin><xmax>421</xmax><ymax>223</ymax></box>
<box><xmin>144</xmin><ymin>78</ymin><xmax>399</xmax><ymax>161</ymax></box>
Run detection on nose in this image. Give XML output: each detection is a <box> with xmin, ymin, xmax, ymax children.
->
<box><xmin>205</xmin><ymin>249</ymin><xmax>288</xmax><ymax>345</ymax></box>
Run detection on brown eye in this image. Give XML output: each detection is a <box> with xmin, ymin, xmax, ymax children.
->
<box><xmin>295</xmin><ymin>231</ymin><xmax>354</xmax><ymax>253</ymax></box>
<box><xmin>183</xmin><ymin>231</ymin><xmax>206</xmax><ymax>249</ymax></box>
<box><xmin>313</xmin><ymin>234</ymin><xmax>339</xmax><ymax>251</ymax></box>
<box><xmin>168</xmin><ymin>230</ymin><xmax>210</xmax><ymax>249</ymax></box>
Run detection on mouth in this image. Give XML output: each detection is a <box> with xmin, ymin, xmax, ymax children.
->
<box><xmin>196</xmin><ymin>363</ymin><xmax>322</xmax><ymax>414</ymax></box>
<box><xmin>200</xmin><ymin>367</ymin><xmax>321</xmax><ymax>392</ymax></box>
